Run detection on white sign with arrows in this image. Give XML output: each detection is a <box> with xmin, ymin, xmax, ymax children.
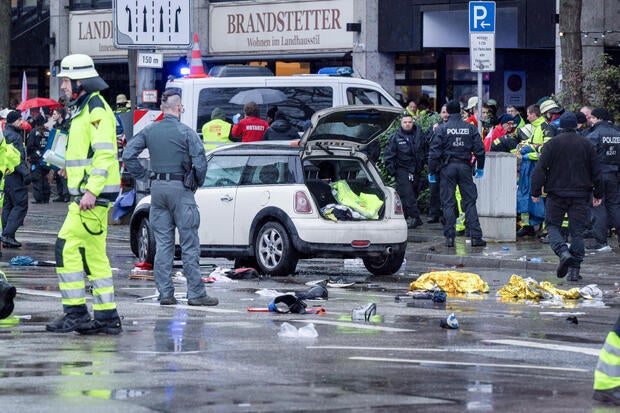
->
<box><xmin>469</xmin><ymin>1</ymin><xmax>496</xmax><ymax>72</ymax></box>
<box><xmin>113</xmin><ymin>0</ymin><xmax>193</xmax><ymax>49</ymax></box>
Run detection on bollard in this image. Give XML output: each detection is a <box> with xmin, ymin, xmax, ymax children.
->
<box><xmin>475</xmin><ymin>152</ymin><xmax>517</xmax><ymax>241</ymax></box>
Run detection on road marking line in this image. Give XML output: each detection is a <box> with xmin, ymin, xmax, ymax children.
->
<box><xmin>293</xmin><ymin>319</ymin><xmax>415</xmax><ymax>332</ymax></box>
<box><xmin>139</xmin><ymin>302</ymin><xmax>240</xmax><ymax>313</ymax></box>
<box><xmin>350</xmin><ymin>356</ymin><xmax>590</xmax><ymax>373</ymax></box>
<box><xmin>481</xmin><ymin>339</ymin><xmax>600</xmax><ymax>356</ymax></box>
<box><xmin>17</xmin><ymin>288</ymin><xmax>64</xmax><ymax>298</ymax></box>
<box><xmin>307</xmin><ymin>346</ymin><xmax>505</xmax><ymax>352</ymax></box>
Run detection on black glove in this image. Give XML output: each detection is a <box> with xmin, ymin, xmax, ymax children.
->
<box><xmin>23</xmin><ymin>173</ymin><xmax>32</xmax><ymax>186</ymax></box>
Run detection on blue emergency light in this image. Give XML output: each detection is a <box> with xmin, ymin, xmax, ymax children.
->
<box><xmin>317</xmin><ymin>67</ymin><xmax>354</xmax><ymax>76</ymax></box>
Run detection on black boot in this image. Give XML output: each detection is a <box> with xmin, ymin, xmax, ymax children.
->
<box><xmin>46</xmin><ymin>312</ymin><xmax>91</xmax><ymax>333</ymax></box>
<box><xmin>76</xmin><ymin>311</ymin><xmax>122</xmax><ymax>335</ymax></box>
<box><xmin>517</xmin><ymin>225</ymin><xmax>536</xmax><ymax>237</ymax></box>
<box><xmin>566</xmin><ymin>267</ymin><xmax>582</xmax><ymax>282</ymax></box>
<box><xmin>556</xmin><ymin>250</ymin><xmax>575</xmax><ymax>278</ymax></box>
<box><xmin>445</xmin><ymin>237</ymin><xmax>454</xmax><ymax>247</ymax></box>
<box><xmin>471</xmin><ymin>238</ymin><xmax>487</xmax><ymax>247</ymax></box>
<box><xmin>0</xmin><ymin>275</ymin><xmax>16</xmax><ymax>320</ymax></box>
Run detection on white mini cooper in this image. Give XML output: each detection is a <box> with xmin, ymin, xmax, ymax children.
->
<box><xmin>129</xmin><ymin>105</ymin><xmax>408</xmax><ymax>276</ymax></box>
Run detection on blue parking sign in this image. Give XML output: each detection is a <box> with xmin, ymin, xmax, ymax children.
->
<box><xmin>469</xmin><ymin>1</ymin><xmax>495</xmax><ymax>32</ymax></box>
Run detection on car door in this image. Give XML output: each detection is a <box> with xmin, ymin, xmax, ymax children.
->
<box><xmin>195</xmin><ymin>154</ymin><xmax>248</xmax><ymax>246</ymax></box>
<box><xmin>234</xmin><ymin>155</ymin><xmax>294</xmax><ymax>245</ymax></box>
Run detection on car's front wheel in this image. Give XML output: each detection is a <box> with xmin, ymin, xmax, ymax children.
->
<box><xmin>255</xmin><ymin>221</ymin><xmax>298</xmax><ymax>276</ymax></box>
<box><xmin>363</xmin><ymin>248</ymin><xmax>406</xmax><ymax>276</ymax></box>
<box><xmin>137</xmin><ymin>217</ymin><xmax>156</xmax><ymax>264</ymax></box>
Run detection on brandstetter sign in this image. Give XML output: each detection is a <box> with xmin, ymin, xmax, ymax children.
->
<box><xmin>209</xmin><ymin>0</ymin><xmax>354</xmax><ymax>54</ymax></box>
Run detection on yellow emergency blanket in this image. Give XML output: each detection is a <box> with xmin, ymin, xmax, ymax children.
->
<box><xmin>497</xmin><ymin>274</ymin><xmax>581</xmax><ymax>300</ymax></box>
<box><xmin>409</xmin><ymin>271</ymin><xmax>489</xmax><ymax>294</ymax></box>
<box><xmin>331</xmin><ymin>180</ymin><xmax>383</xmax><ymax>219</ymax></box>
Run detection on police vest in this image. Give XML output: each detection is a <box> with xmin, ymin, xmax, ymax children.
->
<box><xmin>65</xmin><ymin>92</ymin><xmax>120</xmax><ymax>201</ymax></box>
<box><xmin>601</xmin><ymin>131</ymin><xmax>620</xmax><ymax>166</ymax></box>
<box><xmin>202</xmin><ymin>119</ymin><xmax>232</xmax><ymax>150</ymax></box>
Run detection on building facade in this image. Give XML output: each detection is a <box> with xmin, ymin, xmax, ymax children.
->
<box><xmin>9</xmin><ymin>0</ymin><xmax>620</xmax><ymax>112</ymax></box>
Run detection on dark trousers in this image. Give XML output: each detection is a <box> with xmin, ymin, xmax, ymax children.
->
<box><xmin>439</xmin><ymin>162</ymin><xmax>482</xmax><ymax>239</ymax></box>
<box><xmin>428</xmin><ymin>178</ymin><xmax>442</xmax><ymax>218</ymax></box>
<box><xmin>545</xmin><ymin>195</ymin><xmax>588</xmax><ymax>267</ymax></box>
<box><xmin>54</xmin><ymin>171</ymin><xmax>69</xmax><ymax>199</ymax></box>
<box><xmin>2</xmin><ymin>174</ymin><xmax>28</xmax><ymax>238</ymax></box>
<box><xmin>32</xmin><ymin>164</ymin><xmax>51</xmax><ymax>202</ymax></box>
<box><xmin>591</xmin><ymin>172</ymin><xmax>620</xmax><ymax>245</ymax></box>
<box><xmin>395</xmin><ymin>169</ymin><xmax>421</xmax><ymax>220</ymax></box>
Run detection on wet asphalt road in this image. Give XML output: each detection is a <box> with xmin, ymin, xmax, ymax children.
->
<box><xmin>1</xmin><ymin>203</ymin><xmax>619</xmax><ymax>412</ymax></box>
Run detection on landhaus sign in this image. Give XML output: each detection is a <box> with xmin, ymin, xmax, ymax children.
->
<box><xmin>209</xmin><ymin>0</ymin><xmax>354</xmax><ymax>54</ymax></box>
<box><xmin>70</xmin><ymin>10</ymin><xmax>126</xmax><ymax>58</ymax></box>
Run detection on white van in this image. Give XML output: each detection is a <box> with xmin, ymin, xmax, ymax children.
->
<box><xmin>163</xmin><ymin>74</ymin><xmax>402</xmax><ymax>134</ymax></box>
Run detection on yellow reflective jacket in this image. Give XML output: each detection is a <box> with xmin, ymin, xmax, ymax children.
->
<box><xmin>65</xmin><ymin>92</ymin><xmax>120</xmax><ymax>200</ymax></box>
<box><xmin>201</xmin><ymin>119</ymin><xmax>232</xmax><ymax>151</ymax></box>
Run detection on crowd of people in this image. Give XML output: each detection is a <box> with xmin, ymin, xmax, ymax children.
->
<box><xmin>385</xmin><ymin>95</ymin><xmax>619</xmax><ymax>283</ymax></box>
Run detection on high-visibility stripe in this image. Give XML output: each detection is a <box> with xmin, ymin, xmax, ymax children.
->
<box><xmin>93</xmin><ymin>302</ymin><xmax>116</xmax><ymax>311</ymax></box>
<box><xmin>93</xmin><ymin>292</ymin><xmax>115</xmax><ymax>305</ymax></box>
<box><xmin>92</xmin><ymin>142</ymin><xmax>115</xmax><ymax>151</ymax></box>
<box><xmin>62</xmin><ymin>297</ymin><xmax>87</xmax><ymax>306</ymax></box>
<box><xmin>68</xmin><ymin>188</ymin><xmax>81</xmax><ymax>195</ymax></box>
<box><xmin>66</xmin><ymin>159</ymin><xmax>92</xmax><ymax>167</ymax></box>
<box><xmin>58</xmin><ymin>271</ymin><xmax>85</xmax><ymax>284</ymax></box>
<box><xmin>596</xmin><ymin>351</ymin><xmax>620</xmax><ymax>378</ymax></box>
<box><xmin>59</xmin><ymin>286</ymin><xmax>86</xmax><ymax>299</ymax></box>
<box><xmin>91</xmin><ymin>278</ymin><xmax>114</xmax><ymax>289</ymax></box>
<box><xmin>101</xmin><ymin>184</ymin><xmax>120</xmax><ymax>193</ymax></box>
<box><xmin>90</xmin><ymin>168</ymin><xmax>108</xmax><ymax>178</ymax></box>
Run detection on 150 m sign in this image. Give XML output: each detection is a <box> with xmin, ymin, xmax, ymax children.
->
<box><xmin>138</xmin><ymin>52</ymin><xmax>163</xmax><ymax>68</ymax></box>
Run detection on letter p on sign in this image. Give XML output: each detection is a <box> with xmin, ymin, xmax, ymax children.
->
<box><xmin>469</xmin><ymin>1</ymin><xmax>495</xmax><ymax>32</ymax></box>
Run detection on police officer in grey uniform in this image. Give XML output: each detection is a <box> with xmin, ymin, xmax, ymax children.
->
<box><xmin>123</xmin><ymin>89</ymin><xmax>218</xmax><ymax>306</ymax></box>
<box><xmin>428</xmin><ymin>100</ymin><xmax>486</xmax><ymax>248</ymax></box>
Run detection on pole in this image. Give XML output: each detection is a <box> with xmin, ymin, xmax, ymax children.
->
<box><xmin>477</xmin><ymin>71</ymin><xmax>483</xmax><ymax>137</ymax></box>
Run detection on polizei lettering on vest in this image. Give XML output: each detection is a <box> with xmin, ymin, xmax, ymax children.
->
<box><xmin>602</xmin><ymin>136</ymin><xmax>620</xmax><ymax>144</ymax></box>
<box><xmin>447</xmin><ymin>128</ymin><xmax>470</xmax><ymax>135</ymax></box>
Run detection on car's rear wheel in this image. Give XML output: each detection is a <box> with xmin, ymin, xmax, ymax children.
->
<box><xmin>255</xmin><ymin>221</ymin><xmax>298</xmax><ymax>276</ymax></box>
<box><xmin>137</xmin><ymin>217</ymin><xmax>156</xmax><ymax>264</ymax></box>
<box><xmin>363</xmin><ymin>248</ymin><xmax>405</xmax><ymax>276</ymax></box>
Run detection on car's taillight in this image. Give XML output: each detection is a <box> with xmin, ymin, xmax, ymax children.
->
<box><xmin>394</xmin><ymin>192</ymin><xmax>404</xmax><ymax>215</ymax></box>
<box><xmin>295</xmin><ymin>191</ymin><xmax>312</xmax><ymax>213</ymax></box>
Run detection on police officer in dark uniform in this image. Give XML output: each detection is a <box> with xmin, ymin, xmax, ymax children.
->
<box><xmin>428</xmin><ymin>100</ymin><xmax>486</xmax><ymax>247</ymax></box>
<box><xmin>1</xmin><ymin>111</ymin><xmax>31</xmax><ymax>248</ymax></box>
<box><xmin>26</xmin><ymin>115</ymin><xmax>51</xmax><ymax>203</ymax></box>
<box><xmin>383</xmin><ymin>113</ymin><xmax>428</xmax><ymax>228</ymax></box>
<box><xmin>123</xmin><ymin>89</ymin><xmax>218</xmax><ymax>307</ymax></box>
<box><xmin>531</xmin><ymin>112</ymin><xmax>603</xmax><ymax>281</ymax></box>
<box><xmin>585</xmin><ymin>107</ymin><xmax>620</xmax><ymax>250</ymax></box>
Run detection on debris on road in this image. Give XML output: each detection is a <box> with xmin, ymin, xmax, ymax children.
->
<box><xmin>409</xmin><ymin>271</ymin><xmax>489</xmax><ymax>294</ymax></box>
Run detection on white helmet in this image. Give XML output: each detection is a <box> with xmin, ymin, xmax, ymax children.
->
<box><xmin>58</xmin><ymin>54</ymin><xmax>100</xmax><ymax>80</ymax></box>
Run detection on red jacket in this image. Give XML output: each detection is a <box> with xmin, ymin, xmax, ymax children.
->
<box><xmin>231</xmin><ymin>116</ymin><xmax>269</xmax><ymax>142</ymax></box>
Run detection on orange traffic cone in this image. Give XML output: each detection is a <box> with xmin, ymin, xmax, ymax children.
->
<box><xmin>187</xmin><ymin>33</ymin><xmax>209</xmax><ymax>78</ymax></box>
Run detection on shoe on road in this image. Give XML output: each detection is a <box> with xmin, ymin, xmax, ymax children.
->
<box><xmin>427</xmin><ymin>216</ymin><xmax>440</xmax><ymax>224</ymax></box>
<box><xmin>445</xmin><ymin>237</ymin><xmax>454</xmax><ymax>248</ymax></box>
<box><xmin>471</xmin><ymin>238</ymin><xmax>487</xmax><ymax>247</ymax></box>
<box><xmin>556</xmin><ymin>251</ymin><xmax>575</xmax><ymax>278</ymax></box>
<box><xmin>188</xmin><ymin>296</ymin><xmax>219</xmax><ymax>306</ymax></box>
<box><xmin>2</xmin><ymin>237</ymin><xmax>22</xmax><ymax>248</ymax></box>
<box><xmin>160</xmin><ymin>296</ymin><xmax>178</xmax><ymax>305</ymax></box>
<box><xmin>566</xmin><ymin>267</ymin><xmax>582</xmax><ymax>282</ymax></box>
<box><xmin>593</xmin><ymin>388</ymin><xmax>620</xmax><ymax>405</ymax></box>
<box><xmin>406</xmin><ymin>217</ymin><xmax>423</xmax><ymax>229</ymax></box>
<box><xmin>46</xmin><ymin>312</ymin><xmax>91</xmax><ymax>333</ymax></box>
<box><xmin>517</xmin><ymin>225</ymin><xmax>536</xmax><ymax>237</ymax></box>
<box><xmin>76</xmin><ymin>317</ymin><xmax>123</xmax><ymax>335</ymax></box>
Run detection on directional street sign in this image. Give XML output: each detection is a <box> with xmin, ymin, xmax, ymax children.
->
<box><xmin>113</xmin><ymin>0</ymin><xmax>193</xmax><ymax>49</ymax></box>
<box><xmin>469</xmin><ymin>1</ymin><xmax>496</xmax><ymax>72</ymax></box>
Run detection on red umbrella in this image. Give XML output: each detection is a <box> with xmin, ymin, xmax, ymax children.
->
<box><xmin>16</xmin><ymin>97</ymin><xmax>62</xmax><ymax>111</ymax></box>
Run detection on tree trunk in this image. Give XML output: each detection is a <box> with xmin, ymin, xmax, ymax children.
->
<box><xmin>0</xmin><ymin>0</ymin><xmax>11</xmax><ymax>106</ymax></box>
<box><xmin>559</xmin><ymin>0</ymin><xmax>583</xmax><ymax>108</ymax></box>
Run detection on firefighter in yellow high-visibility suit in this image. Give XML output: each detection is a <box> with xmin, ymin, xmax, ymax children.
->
<box><xmin>45</xmin><ymin>54</ymin><xmax>122</xmax><ymax>335</ymax></box>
